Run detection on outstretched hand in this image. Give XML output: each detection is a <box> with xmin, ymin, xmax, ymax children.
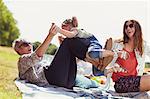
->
<box><xmin>35</xmin><ymin>23</ymin><xmax>58</xmax><ymax>57</ymax></box>
<box><xmin>49</xmin><ymin>23</ymin><xmax>58</xmax><ymax>36</ymax></box>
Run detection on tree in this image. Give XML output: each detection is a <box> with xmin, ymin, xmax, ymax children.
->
<box><xmin>46</xmin><ymin>44</ymin><xmax>58</xmax><ymax>55</ymax></box>
<box><xmin>0</xmin><ymin>0</ymin><xmax>20</xmax><ymax>46</ymax></box>
<box><xmin>145</xmin><ymin>62</ymin><xmax>150</xmax><ymax>68</ymax></box>
<box><xmin>32</xmin><ymin>41</ymin><xmax>58</xmax><ymax>55</ymax></box>
<box><xmin>32</xmin><ymin>41</ymin><xmax>41</xmax><ymax>51</ymax></box>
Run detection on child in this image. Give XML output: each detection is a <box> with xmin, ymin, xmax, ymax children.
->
<box><xmin>57</xmin><ymin>17</ymin><xmax>104</xmax><ymax>69</ymax></box>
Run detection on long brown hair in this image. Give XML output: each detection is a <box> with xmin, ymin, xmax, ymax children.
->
<box><xmin>123</xmin><ymin>20</ymin><xmax>143</xmax><ymax>55</ymax></box>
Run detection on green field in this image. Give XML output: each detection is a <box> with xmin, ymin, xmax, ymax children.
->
<box><xmin>0</xmin><ymin>46</ymin><xmax>149</xmax><ymax>99</ymax></box>
<box><xmin>0</xmin><ymin>46</ymin><xmax>22</xmax><ymax>99</ymax></box>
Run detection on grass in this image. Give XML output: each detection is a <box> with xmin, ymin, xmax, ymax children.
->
<box><xmin>0</xmin><ymin>46</ymin><xmax>22</xmax><ymax>99</ymax></box>
<box><xmin>0</xmin><ymin>46</ymin><xmax>149</xmax><ymax>99</ymax></box>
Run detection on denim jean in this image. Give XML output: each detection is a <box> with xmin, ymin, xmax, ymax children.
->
<box><xmin>87</xmin><ymin>35</ymin><xmax>103</xmax><ymax>59</ymax></box>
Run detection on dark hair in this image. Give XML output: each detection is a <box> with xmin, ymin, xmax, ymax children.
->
<box><xmin>123</xmin><ymin>20</ymin><xmax>143</xmax><ymax>55</ymax></box>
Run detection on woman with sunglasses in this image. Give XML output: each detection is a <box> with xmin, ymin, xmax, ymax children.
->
<box><xmin>105</xmin><ymin>20</ymin><xmax>150</xmax><ymax>93</ymax></box>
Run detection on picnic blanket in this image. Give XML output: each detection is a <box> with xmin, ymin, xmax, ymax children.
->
<box><xmin>15</xmin><ymin>79</ymin><xmax>150</xmax><ymax>99</ymax></box>
<box><xmin>15</xmin><ymin>54</ymin><xmax>150</xmax><ymax>98</ymax></box>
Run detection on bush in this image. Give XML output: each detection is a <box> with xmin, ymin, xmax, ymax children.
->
<box><xmin>145</xmin><ymin>62</ymin><xmax>150</xmax><ymax>68</ymax></box>
<box><xmin>32</xmin><ymin>41</ymin><xmax>58</xmax><ymax>55</ymax></box>
<box><xmin>32</xmin><ymin>41</ymin><xmax>41</xmax><ymax>51</ymax></box>
<box><xmin>46</xmin><ymin>44</ymin><xmax>58</xmax><ymax>55</ymax></box>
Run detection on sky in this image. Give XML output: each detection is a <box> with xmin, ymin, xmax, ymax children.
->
<box><xmin>3</xmin><ymin>0</ymin><xmax>150</xmax><ymax>61</ymax></box>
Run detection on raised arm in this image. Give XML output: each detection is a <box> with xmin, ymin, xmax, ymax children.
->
<box><xmin>35</xmin><ymin>23</ymin><xmax>57</xmax><ymax>57</ymax></box>
<box><xmin>57</xmin><ymin>26</ymin><xmax>78</xmax><ymax>38</ymax></box>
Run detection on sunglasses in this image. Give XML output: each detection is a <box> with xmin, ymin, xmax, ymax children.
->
<box><xmin>125</xmin><ymin>24</ymin><xmax>134</xmax><ymax>29</ymax></box>
<box><xmin>19</xmin><ymin>42</ymin><xmax>31</xmax><ymax>48</ymax></box>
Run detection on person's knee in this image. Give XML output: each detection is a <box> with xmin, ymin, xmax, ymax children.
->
<box><xmin>140</xmin><ymin>75</ymin><xmax>150</xmax><ymax>91</ymax></box>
